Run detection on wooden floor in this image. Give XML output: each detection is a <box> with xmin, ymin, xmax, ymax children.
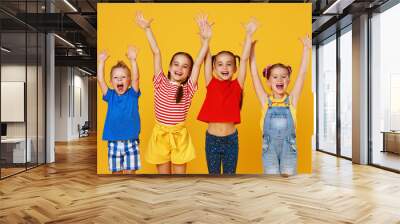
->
<box><xmin>1</xmin><ymin>136</ymin><xmax>400</xmax><ymax>223</ymax></box>
<box><xmin>372</xmin><ymin>150</ymin><xmax>400</xmax><ymax>171</ymax></box>
<box><xmin>0</xmin><ymin>167</ymin><xmax>26</xmax><ymax>178</ymax></box>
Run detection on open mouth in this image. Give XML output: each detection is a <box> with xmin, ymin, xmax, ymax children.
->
<box><xmin>221</xmin><ymin>71</ymin><xmax>229</xmax><ymax>77</ymax></box>
<box><xmin>117</xmin><ymin>84</ymin><xmax>124</xmax><ymax>91</ymax></box>
<box><xmin>276</xmin><ymin>84</ymin><xmax>284</xmax><ymax>90</ymax></box>
<box><xmin>174</xmin><ymin>71</ymin><xmax>183</xmax><ymax>77</ymax></box>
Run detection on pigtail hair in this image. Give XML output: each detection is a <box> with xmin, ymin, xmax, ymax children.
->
<box><xmin>175</xmin><ymin>78</ymin><xmax>188</xmax><ymax>103</ymax></box>
<box><xmin>239</xmin><ymin>92</ymin><xmax>244</xmax><ymax>110</ymax></box>
<box><xmin>286</xmin><ymin>66</ymin><xmax>292</xmax><ymax>75</ymax></box>
<box><xmin>237</xmin><ymin>54</ymin><xmax>243</xmax><ymax>109</ymax></box>
<box><xmin>211</xmin><ymin>55</ymin><xmax>217</xmax><ymax>64</ymax></box>
<box><xmin>234</xmin><ymin>55</ymin><xmax>241</xmax><ymax>65</ymax></box>
<box><xmin>176</xmin><ymin>85</ymin><xmax>184</xmax><ymax>103</ymax></box>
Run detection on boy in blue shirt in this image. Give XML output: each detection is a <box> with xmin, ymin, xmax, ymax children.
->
<box><xmin>97</xmin><ymin>46</ymin><xmax>141</xmax><ymax>174</ymax></box>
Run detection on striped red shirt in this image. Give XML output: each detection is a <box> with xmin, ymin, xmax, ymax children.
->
<box><xmin>153</xmin><ymin>71</ymin><xmax>197</xmax><ymax>125</ymax></box>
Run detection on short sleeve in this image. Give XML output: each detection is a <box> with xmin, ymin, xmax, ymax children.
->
<box><xmin>129</xmin><ymin>87</ymin><xmax>141</xmax><ymax>98</ymax></box>
<box><xmin>103</xmin><ymin>88</ymin><xmax>114</xmax><ymax>102</ymax></box>
<box><xmin>136</xmin><ymin>90</ymin><xmax>141</xmax><ymax>97</ymax></box>
<box><xmin>153</xmin><ymin>71</ymin><xmax>167</xmax><ymax>89</ymax></box>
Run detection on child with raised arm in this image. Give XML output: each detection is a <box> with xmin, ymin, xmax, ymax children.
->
<box><xmin>197</xmin><ymin>19</ymin><xmax>258</xmax><ymax>174</ymax></box>
<box><xmin>98</xmin><ymin>46</ymin><xmax>141</xmax><ymax>174</ymax></box>
<box><xmin>135</xmin><ymin>12</ymin><xmax>211</xmax><ymax>174</ymax></box>
<box><xmin>249</xmin><ymin>36</ymin><xmax>312</xmax><ymax>176</ymax></box>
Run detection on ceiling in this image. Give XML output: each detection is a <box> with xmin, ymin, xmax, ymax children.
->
<box><xmin>1</xmin><ymin>0</ymin><xmax>97</xmax><ymax>73</ymax></box>
<box><xmin>0</xmin><ymin>0</ymin><xmax>392</xmax><ymax>75</ymax></box>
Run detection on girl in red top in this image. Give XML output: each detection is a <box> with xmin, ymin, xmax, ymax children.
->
<box><xmin>197</xmin><ymin>19</ymin><xmax>258</xmax><ymax>174</ymax></box>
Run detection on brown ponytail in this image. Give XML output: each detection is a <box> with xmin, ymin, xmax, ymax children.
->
<box><xmin>176</xmin><ymin>85</ymin><xmax>184</xmax><ymax>103</ymax></box>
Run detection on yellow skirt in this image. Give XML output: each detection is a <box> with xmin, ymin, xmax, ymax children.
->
<box><xmin>146</xmin><ymin>122</ymin><xmax>196</xmax><ymax>165</ymax></box>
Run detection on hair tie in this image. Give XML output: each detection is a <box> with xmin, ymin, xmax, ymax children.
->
<box><xmin>286</xmin><ymin>66</ymin><xmax>292</xmax><ymax>74</ymax></box>
<box><xmin>262</xmin><ymin>64</ymin><xmax>272</xmax><ymax>78</ymax></box>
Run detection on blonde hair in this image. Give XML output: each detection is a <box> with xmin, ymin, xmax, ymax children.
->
<box><xmin>110</xmin><ymin>61</ymin><xmax>131</xmax><ymax>80</ymax></box>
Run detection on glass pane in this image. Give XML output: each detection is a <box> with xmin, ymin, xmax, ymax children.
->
<box><xmin>318</xmin><ymin>36</ymin><xmax>337</xmax><ymax>154</ymax></box>
<box><xmin>1</xmin><ymin>31</ymin><xmax>27</xmax><ymax>177</ymax></box>
<box><xmin>340</xmin><ymin>29</ymin><xmax>352</xmax><ymax>158</ymax></box>
<box><xmin>26</xmin><ymin>0</ymin><xmax>40</xmax><ymax>168</ymax></box>
<box><xmin>38</xmin><ymin>33</ymin><xmax>45</xmax><ymax>165</ymax></box>
<box><xmin>27</xmin><ymin>31</ymin><xmax>38</xmax><ymax>169</ymax></box>
<box><xmin>371</xmin><ymin>3</ymin><xmax>400</xmax><ymax>171</ymax></box>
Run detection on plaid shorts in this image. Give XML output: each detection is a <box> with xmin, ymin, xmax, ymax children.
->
<box><xmin>108</xmin><ymin>139</ymin><xmax>141</xmax><ymax>172</ymax></box>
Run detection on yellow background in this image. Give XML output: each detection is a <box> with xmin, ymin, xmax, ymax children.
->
<box><xmin>97</xmin><ymin>3</ymin><xmax>313</xmax><ymax>174</ymax></box>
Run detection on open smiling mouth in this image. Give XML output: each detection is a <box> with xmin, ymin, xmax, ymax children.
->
<box><xmin>174</xmin><ymin>71</ymin><xmax>183</xmax><ymax>77</ymax></box>
<box><xmin>276</xmin><ymin>84</ymin><xmax>284</xmax><ymax>90</ymax></box>
<box><xmin>117</xmin><ymin>84</ymin><xmax>124</xmax><ymax>91</ymax></box>
<box><xmin>221</xmin><ymin>71</ymin><xmax>229</xmax><ymax>77</ymax></box>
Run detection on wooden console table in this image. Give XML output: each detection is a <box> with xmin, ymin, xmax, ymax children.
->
<box><xmin>1</xmin><ymin>138</ymin><xmax>32</xmax><ymax>164</ymax></box>
<box><xmin>381</xmin><ymin>131</ymin><xmax>400</xmax><ymax>154</ymax></box>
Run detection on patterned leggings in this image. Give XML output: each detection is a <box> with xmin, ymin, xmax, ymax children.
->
<box><xmin>205</xmin><ymin>130</ymin><xmax>238</xmax><ymax>174</ymax></box>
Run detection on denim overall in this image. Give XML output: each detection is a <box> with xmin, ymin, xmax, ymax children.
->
<box><xmin>262</xmin><ymin>96</ymin><xmax>297</xmax><ymax>175</ymax></box>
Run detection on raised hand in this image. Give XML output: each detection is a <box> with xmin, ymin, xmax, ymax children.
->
<box><xmin>126</xmin><ymin>46</ymin><xmax>139</xmax><ymax>61</ymax></box>
<box><xmin>97</xmin><ymin>50</ymin><xmax>109</xmax><ymax>95</ymax></box>
<box><xmin>244</xmin><ymin>18</ymin><xmax>259</xmax><ymax>36</ymax></box>
<box><xmin>249</xmin><ymin>40</ymin><xmax>268</xmax><ymax>105</ymax></box>
<box><xmin>190</xmin><ymin>14</ymin><xmax>212</xmax><ymax>85</ymax></box>
<box><xmin>196</xmin><ymin>14</ymin><xmax>212</xmax><ymax>41</ymax></box>
<box><xmin>300</xmin><ymin>35</ymin><xmax>312</xmax><ymax>50</ymax></box>
<box><xmin>238</xmin><ymin>18</ymin><xmax>259</xmax><ymax>88</ymax></box>
<box><xmin>135</xmin><ymin>11</ymin><xmax>153</xmax><ymax>29</ymax></box>
<box><xmin>291</xmin><ymin>34</ymin><xmax>312</xmax><ymax>107</ymax></box>
<box><xmin>127</xmin><ymin>46</ymin><xmax>140</xmax><ymax>92</ymax></box>
<box><xmin>98</xmin><ymin>50</ymin><xmax>109</xmax><ymax>62</ymax></box>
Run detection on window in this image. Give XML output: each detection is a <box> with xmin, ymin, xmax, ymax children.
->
<box><xmin>339</xmin><ymin>28</ymin><xmax>352</xmax><ymax>158</ymax></box>
<box><xmin>317</xmin><ymin>35</ymin><xmax>337</xmax><ymax>154</ymax></box>
<box><xmin>371</xmin><ymin>2</ymin><xmax>400</xmax><ymax>171</ymax></box>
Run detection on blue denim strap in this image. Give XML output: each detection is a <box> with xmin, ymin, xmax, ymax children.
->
<box><xmin>268</xmin><ymin>97</ymin><xmax>273</xmax><ymax>107</ymax></box>
<box><xmin>284</xmin><ymin>95</ymin><xmax>290</xmax><ymax>106</ymax></box>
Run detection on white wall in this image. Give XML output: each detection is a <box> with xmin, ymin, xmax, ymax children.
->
<box><xmin>72</xmin><ymin>72</ymin><xmax>89</xmax><ymax>138</ymax></box>
<box><xmin>55</xmin><ymin>66</ymin><xmax>69</xmax><ymax>141</ymax></box>
<box><xmin>55</xmin><ymin>67</ymin><xmax>89</xmax><ymax>141</ymax></box>
<box><xmin>1</xmin><ymin>65</ymin><xmax>37</xmax><ymax>138</ymax></box>
<box><xmin>1</xmin><ymin>64</ymin><xmax>46</xmax><ymax>163</ymax></box>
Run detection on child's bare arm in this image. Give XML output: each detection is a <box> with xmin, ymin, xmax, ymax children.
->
<box><xmin>136</xmin><ymin>11</ymin><xmax>163</xmax><ymax>76</ymax></box>
<box><xmin>290</xmin><ymin>35</ymin><xmax>311</xmax><ymax>108</ymax></box>
<box><xmin>249</xmin><ymin>41</ymin><xmax>268</xmax><ymax>106</ymax></box>
<box><xmin>190</xmin><ymin>14</ymin><xmax>212</xmax><ymax>85</ymax></box>
<box><xmin>97</xmin><ymin>51</ymin><xmax>109</xmax><ymax>96</ymax></box>
<box><xmin>237</xmin><ymin>18</ymin><xmax>258</xmax><ymax>88</ymax></box>
<box><xmin>204</xmin><ymin>48</ymin><xmax>213</xmax><ymax>86</ymax></box>
<box><xmin>127</xmin><ymin>46</ymin><xmax>140</xmax><ymax>92</ymax></box>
